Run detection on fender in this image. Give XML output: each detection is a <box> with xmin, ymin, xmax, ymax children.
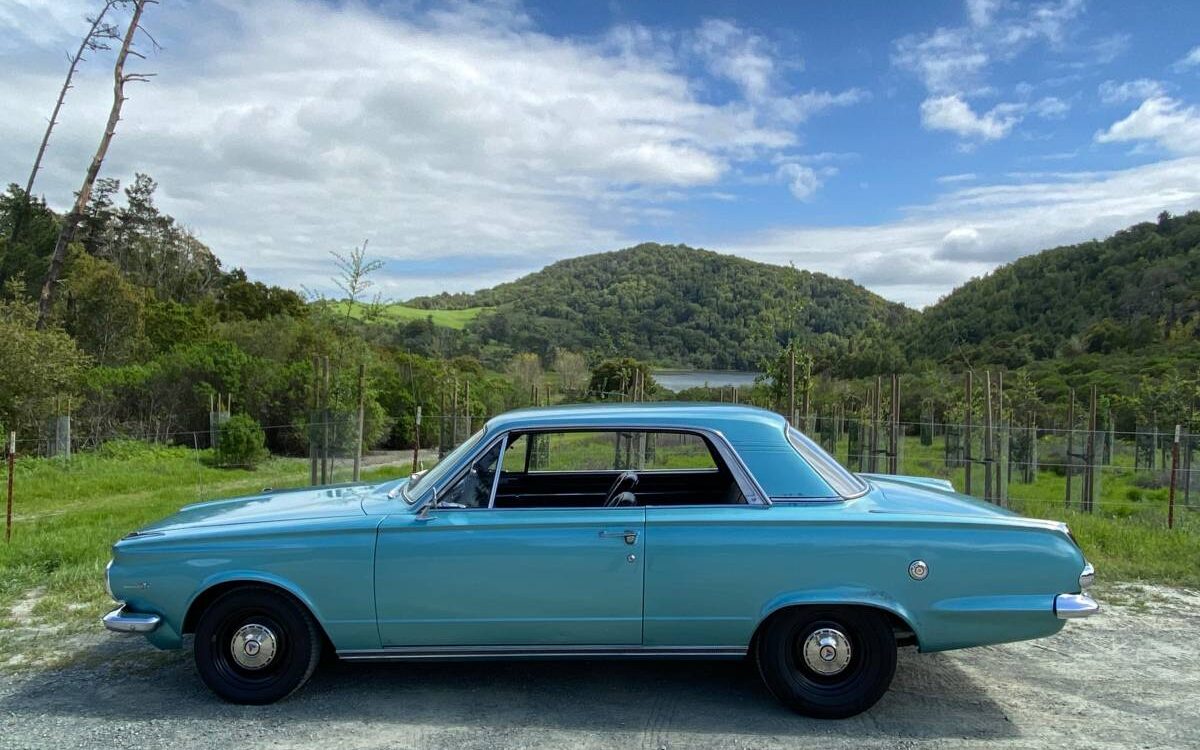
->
<box><xmin>757</xmin><ymin>586</ymin><xmax>923</xmax><ymax>648</ymax></box>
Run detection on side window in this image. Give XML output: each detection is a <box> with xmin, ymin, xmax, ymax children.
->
<box><xmin>438</xmin><ymin>439</ymin><xmax>503</xmax><ymax>508</ymax></box>
<box><xmin>501</xmin><ymin>434</ymin><xmax>528</xmax><ymax>473</ymax></box>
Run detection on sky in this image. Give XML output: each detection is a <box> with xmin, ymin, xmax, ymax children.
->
<box><xmin>2</xmin><ymin>0</ymin><xmax>1199</xmax><ymax>308</ymax></box>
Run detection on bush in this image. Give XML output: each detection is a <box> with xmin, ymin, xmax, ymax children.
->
<box><xmin>216</xmin><ymin>414</ymin><xmax>268</xmax><ymax>469</ymax></box>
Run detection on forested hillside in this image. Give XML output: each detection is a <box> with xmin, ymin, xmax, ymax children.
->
<box><xmin>409</xmin><ymin>243</ymin><xmax>916</xmax><ymax>372</ymax></box>
<box><xmin>910</xmin><ymin>211</ymin><xmax>1200</xmax><ymax>367</ymax></box>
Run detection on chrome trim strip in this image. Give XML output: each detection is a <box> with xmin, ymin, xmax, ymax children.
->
<box><xmin>102</xmin><ymin>605</ymin><xmax>162</xmax><ymax>633</ymax></box>
<box><xmin>337</xmin><ymin>645</ymin><xmax>746</xmax><ymax>661</ymax></box>
<box><xmin>1054</xmin><ymin>593</ymin><xmax>1100</xmax><ymax>619</ymax></box>
<box><xmin>485</xmin><ymin>434</ymin><xmax>508</xmax><ymax>509</ymax></box>
<box><xmin>1079</xmin><ymin>562</ymin><xmax>1095</xmax><ymax>589</ymax></box>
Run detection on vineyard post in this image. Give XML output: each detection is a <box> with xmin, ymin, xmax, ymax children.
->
<box><xmin>412</xmin><ymin>406</ymin><xmax>422</xmax><ymax>473</ymax></box>
<box><xmin>352</xmin><ymin>363</ymin><xmax>365</xmax><ymax>482</ymax></box>
<box><xmin>5</xmin><ymin>432</ymin><xmax>14</xmax><ymax>543</ymax></box>
<box><xmin>1065</xmin><ymin>390</ymin><xmax>1075</xmax><ymax>510</ymax></box>
<box><xmin>964</xmin><ymin>371</ymin><xmax>973</xmax><ymax>496</ymax></box>
<box><xmin>1168</xmin><ymin>424</ymin><xmax>1180</xmax><ymax>530</ymax></box>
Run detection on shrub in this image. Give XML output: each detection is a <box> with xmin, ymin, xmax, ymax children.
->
<box><xmin>216</xmin><ymin>414</ymin><xmax>268</xmax><ymax>469</ymax></box>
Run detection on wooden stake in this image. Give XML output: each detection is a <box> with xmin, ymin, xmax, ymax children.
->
<box><xmin>1065</xmin><ymin>389</ymin><xmax>1075</xmax><ymax>509</ymax></box>
<box><xmin>5</xmin><ymin>432</ymin><xmax>14</xmax><ymax>543</ymax></box>
<box><xmin>964</xmin><ymin>371</ymin><xmax>973</xmax><ymax>496</ymax></box>
<box><xmin>352</xmin><ymin>363</ymin><xmax>365</xmax><ymax>482</ymax></box>
<box><xmin>788</xmin><ymin>347</ymin><xmax>796</xmax><ymax>427</ymax></box>
<box><xmin>412</xmin><ymin>406</ymin><xmax>422</xmax><ymax>473</ymax></box>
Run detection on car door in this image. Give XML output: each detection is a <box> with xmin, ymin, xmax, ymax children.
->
<box><xmin>374</xmin><ymin>433</ymin><xmax>646</xmax><ymax>648</ymax></box>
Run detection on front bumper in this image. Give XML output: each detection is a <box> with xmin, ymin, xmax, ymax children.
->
<box><xmin>102</xmin><ymin>604</ymin><xmax>162</xmax><ymax>633</ymax></box>
<box><xmin>1054</xmin><ymin>593</ymin><xmax>1100</xmax><ymax>619</ymax></box>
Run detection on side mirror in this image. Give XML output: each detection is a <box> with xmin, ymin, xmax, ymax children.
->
<box><xmin>416</xmin><ymin>485</ymin><xmax>440</xmax><ymax>520</ymax></box>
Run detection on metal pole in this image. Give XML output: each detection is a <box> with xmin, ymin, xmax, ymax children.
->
<box><xmin>1169</xmin><ymin>424</ymin><xmax>1180</xmax><ymax>530</ymax></box>
<box><xmin>352</xmin><ymin>363</ymin><xmax>365</xmax><ymax>482</ymax></box>
<box><xmin>5</xmin><ymin>432</ymin><xmax>14</xmax><ymax>543</ymax></box>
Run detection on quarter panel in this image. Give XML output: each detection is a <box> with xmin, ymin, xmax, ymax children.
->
<box><xmin>644</xmin><ymin>504</ymin><xmax>1082</xmax><ymax>652</ymax></box>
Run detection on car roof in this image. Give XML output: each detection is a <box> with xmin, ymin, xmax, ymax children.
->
<box><xmin>483</xmin><ymin>403</ymin><xmax>836</xmax><ymax>499</ymax></box>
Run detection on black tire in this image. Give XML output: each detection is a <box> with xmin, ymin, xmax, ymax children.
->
<box><xmin>755</xmin><ymin>606</ymin><xmax>896</xmax><ymax>719</ymax></box>
<box><xmin>193</xmin><ymin>586</ymin><xmax>321</xmax><ymax>705</ymax></box>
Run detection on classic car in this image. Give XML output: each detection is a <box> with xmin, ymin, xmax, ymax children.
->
<box><xmin>103</xmin><ymin>403</ymin><xmax>1097</xmax><ymax>718</ymax></box>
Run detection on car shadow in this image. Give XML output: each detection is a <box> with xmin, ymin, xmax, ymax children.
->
<box><xmin>4</xmin><ymin>640</ymin><xmax>1016</xmax><ymax>741</ymax></box>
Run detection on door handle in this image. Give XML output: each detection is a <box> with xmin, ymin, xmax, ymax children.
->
<box><xmin>599</xmin><ymin>530</ymin><xmax>639</xmax><ymax>545</ymax></box>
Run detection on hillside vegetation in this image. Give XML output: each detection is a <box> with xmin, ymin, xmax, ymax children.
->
<box><xmin>409</xmin><ymin>243</ymin><xmax>916</xmax><ymax>371</ymax></box>
<box><xmin>912</xmin><ymin>211</ymin><xmax>1200</xmax><ymax>367</ymax></box>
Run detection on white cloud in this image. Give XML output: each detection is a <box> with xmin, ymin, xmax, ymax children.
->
<box><xmin>966</xmin><ymin>0</ymin><xmax>1001</xmax><ymax>27</ymax></box>
<box><xmin>0</xmin><ymin>0</ymin><xmax>862</xmax><ymax>296</ymax></box>
<box><xmin>1173</xmin><ymin>45</ymin><xmax>1200</xmax><ymax>71</ymax></box>
<box><xmin>1030</xmin><ymin>96</ymin><xmax>1070</xmax><ymax>119</ymax></box>
<box><xmin>1098</xmin><ymin>79</ymin><xmax>1168</xmax><ymax>105</ymax></box>
<box><xmin>726</xmin><ymin>157</ymin><xmax>1200</xmax><ymax>307</ymax></box>
<box><xmin>937</xmin><ymin>172</ymin><xmax>978</xmax><ymax>184</ymax></box>
<box><xmin>920</xmin><ymin>95</ymin><xmax>1021</xmax><ymax>140</ymax></box>
<box><xmin>775</xmin><ymin>163</ymin><xmax>838</xmax><ymax>201</ymax></box>
<box><xmin>1096</xmin><ymin>97</ymin><xmax>1200</xmax><ymax>155</ymax></box>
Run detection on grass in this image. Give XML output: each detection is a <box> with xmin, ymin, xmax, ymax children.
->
<box><xmin>334</xmin><ymin>300</ymin><xmax>490</xmax><ymax>329</ymax></box>
<box><xmin>0</xmin><ymin>440</ymin><xmax>406</xmax><ymax>668</ymax></box>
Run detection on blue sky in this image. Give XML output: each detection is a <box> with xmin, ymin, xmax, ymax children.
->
<box><xmin>2</xmin><ymin>0</ymin><xmax>1200</xmax><ymax>307</ymax></box>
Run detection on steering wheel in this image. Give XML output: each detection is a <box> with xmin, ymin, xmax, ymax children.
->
<box><xmin>603</xmin><ymin>470</ymin><xmax>639</xmax><ymax>507</ymax></box>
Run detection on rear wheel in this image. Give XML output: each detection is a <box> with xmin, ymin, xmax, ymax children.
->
<box><xmin>194</xmin><ymin>586</ymin><xmax>321</xmax><ymax>705</ymax></box>
<box><xmin>755</xmin><ymin>607</ymin><xmax>896</xmax><ymax>719</ymax></box>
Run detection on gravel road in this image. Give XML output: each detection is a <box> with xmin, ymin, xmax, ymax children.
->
<box><xmin>2</xmin><ymin>584</ymin><xmax>1197</xmax><ymax>750</ymax></box>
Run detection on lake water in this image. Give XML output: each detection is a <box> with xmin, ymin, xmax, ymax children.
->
<box><xmin>652</xmin><ymin>369</ymin><xmax>762</xmax><ymax>393</ymax></box>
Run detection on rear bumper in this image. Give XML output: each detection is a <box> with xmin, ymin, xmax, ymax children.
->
<box><xmin>102</xmin><ymin>605</ymin><xmax>162</xmax><ymax>633</ymax></box>
<box><xmin>1054</xmin><ymin>593</ymin><xmax>1100</xmax><ymax>619</ymax></box>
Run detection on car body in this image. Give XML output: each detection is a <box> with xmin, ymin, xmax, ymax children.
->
<box><xmin>104</xmin><ymin>403</ymin><xmax>1097</xmax><ymax>716</ymax></box>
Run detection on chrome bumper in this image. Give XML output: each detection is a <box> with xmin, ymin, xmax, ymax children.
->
<box><xmin>1054</xmin><ymin>593</ymin><xmax>1100</xmax><ymax>619</ymax></box>
<box><xmin>103</xmin><ymin>605</ymin><xmax>162</xmax><ymax>633</ymax></box>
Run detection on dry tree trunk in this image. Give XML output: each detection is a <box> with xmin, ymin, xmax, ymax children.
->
<box><xmin>24</xmin><ymin>2</ymin><xmax>121</xmax><ymax>201</ymax></box>
<box><xmin>36</xmin><ymin>0</ymin><xmax>155</xmax><ymax>330</ymax></box>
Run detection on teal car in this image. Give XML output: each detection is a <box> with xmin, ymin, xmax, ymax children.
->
<box><xmin>104</xmin><ymin>403</ymin><xmax>1097</xmax><ymax>718</ymax></box>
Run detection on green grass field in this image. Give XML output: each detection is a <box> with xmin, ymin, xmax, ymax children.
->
<box><xmin>1</xmin><ymin>434</ymin><xmax>1196</xmax><ymax>669</ymax></box>
<box><xmin>335</xmin><ymin>300</ymin><xmax>490</xmax><ymax>329</ymax></box>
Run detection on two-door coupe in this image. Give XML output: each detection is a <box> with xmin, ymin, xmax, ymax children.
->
<box><xmin>104</xmin><ymin>403</ymin><xmax>1097</xmax><ymax>718</ymax></box>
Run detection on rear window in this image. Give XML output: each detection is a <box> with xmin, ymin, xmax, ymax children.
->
<box><xmin>786</xmin><ymin>427</ymin><xmax>868</xmax><ymax>499</ymax></box>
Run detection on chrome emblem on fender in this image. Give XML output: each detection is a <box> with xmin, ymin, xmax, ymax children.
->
<box><xmin>909</xmin><ymin>560</ymin><xmax>929</xmax><ymax>580</ymax></box>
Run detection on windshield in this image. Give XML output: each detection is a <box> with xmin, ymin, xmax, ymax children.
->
<box><xmin>786</xmin><ymin>427</ymin><xmax>869</xmax><ymax>499</ymax></box>
<box><xmin>401</xmin><ymin>428</ymin><xmax>485</xmax><ymax>504</ymax></box>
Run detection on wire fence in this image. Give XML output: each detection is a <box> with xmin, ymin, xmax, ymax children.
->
<box><xmin>2</xmin><ymin>409</ymin><xmax>1197</xmax><ymax>537</ymax></box>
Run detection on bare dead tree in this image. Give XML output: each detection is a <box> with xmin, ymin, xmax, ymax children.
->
<box><xmin>37</xmin><ymin>0</ymin><xmax>157</xmax><ymax>330</ymax></box>
<box><xmin>24</xmin><ymin>2</ymin><xmax>123</xmax><ymax>202</ymax></box>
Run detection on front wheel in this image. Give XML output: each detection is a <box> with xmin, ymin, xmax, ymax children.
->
<box><xmin>194</xmin><ymin>586</ymin><xmax>321</xmax><ymax>704</ymax></box>
<box><xmin>755</xmin><ymin>607</ymin><xmax>897</xmax><ymax>719</ymax></box>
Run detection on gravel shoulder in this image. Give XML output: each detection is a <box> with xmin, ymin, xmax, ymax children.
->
<box><xmin>1</xmin><ymin>583</ymin><xmax>1197</xmax><ymax>750</ymax></box>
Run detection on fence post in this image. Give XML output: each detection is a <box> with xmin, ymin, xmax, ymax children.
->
<box><xmin>1169</xmin><ymin>424</ymin><xmax>1180</xmax><ymax>530</ymax></box>
<box><xmin>412</xmin><ymin>406</ymin><xmax>422</xmax><ymax>473</ymax></box>
<box><xmin>352</xmin><ymin>362</ymin><xmax>365</xmax><ymax>482</ymax></box>
<box><xmin>964</xmin><ymin>371</ymin><xmax>973</xmax><ymax>496</ymax></box>
<box><xmin>1065</xmin><ymin>389</ymin><xmax>1075</xmax><ymax>510</ymax></box>
<box><xmin>788</xmin><ymin>347</ymin><xmax>796</xmax><ymax>428</ymax></box>
<box><xmin>5</xmin><ymin>431</ymin><xmax>14</xmax><ymax>543</ymax></box>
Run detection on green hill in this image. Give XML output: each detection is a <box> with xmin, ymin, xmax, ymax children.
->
<box><xmin>910</xmin><ymin>211</ymin><xmax>1200</xmax><ymax>367</ymax></box>
<box><xmin>408</xmin><ymin>243</ymin><xmax>916</xmax><ymax>370</ymax></box>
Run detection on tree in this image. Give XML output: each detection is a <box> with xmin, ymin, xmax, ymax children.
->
<box><xmin>331</xmin><ymin>239</ymin><xmax>384</xmax><ymax>318</ymax></box>
<box><xmin>552</xmin><ymin>348</ymin><xmax>588</xmax><ymax>396</ymax></box>
<box><xmin>60</xmin><ymin>249</ymin><xmax>147</xmax><ymax>364</ymax></box>
<box><xmin>507</xmin><ymin>353</ymin><xmax>543</xmax><ymax>402</ymax></box>
<box><xmin>37</xmin><ymin>0</ymin><xmax>157</xmax><ymax>328</ymax></box>
<box><xmin>22</xmin><ymin>2</ymin><xmax>122</xmax><ymax>206</ymax></box>
<box><xmin>0</xmin><ymin>277</ymin><xmax>90</xmax><ymax>433</ymax></box>
<box><xmin>588</xmin><ymin>357</ymin><xmax>656</xmax><ymax>399</ymax></box>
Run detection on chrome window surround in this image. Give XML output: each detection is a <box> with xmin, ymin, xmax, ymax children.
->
<box><xmin>413</xmin><ymin>424</ymin><xmax>771</xmax><ymax>512</ymax></box>
<box><xmin>785</xmin><ymin>427</ymin><xmax>869</xmax><ymax>500</ymax></box>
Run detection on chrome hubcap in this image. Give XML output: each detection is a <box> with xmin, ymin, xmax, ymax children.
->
<box><xmin>230</xmin><ymin>623</ymin><xmax>277</xmax><ymax>670</ymax></box>
<box><xmin>802</xmin><ymin>627</ymin><xmax>851</xmax><ymax>675</ymax></box>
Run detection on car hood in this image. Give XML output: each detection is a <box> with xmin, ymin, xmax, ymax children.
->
<box><xmin>859</xmin><ymin>473</ymin><xmax>1020</xmax><ymax>520</ymax></box>
<box><xmin>139</xmin><ymin>484</ymin><xmax>374</xmax><ymax>532</ymax></box>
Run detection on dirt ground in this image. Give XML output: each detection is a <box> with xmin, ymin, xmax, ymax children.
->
<box><xmin>1</xmin><ymin>583</ymin><xmax>1197</xmax><ymax>750</ymax></box>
